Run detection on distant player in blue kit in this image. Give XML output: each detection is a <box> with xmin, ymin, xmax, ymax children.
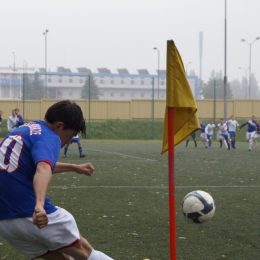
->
<box><xmin>205</xmin><ymin>120</ymin><xmax>216</xmax><ymax>148</ymax></box>
<box><xmin>239</xmin><ymin>116</ymin><xmax>257</xmax><ymax>151</ymax></box>
<box><xmin>216</xmin><ymin>118</ymin><xmax>230</xmax><ymax>150</ymax></box>
<box><xmin>185</xmin><ymin>131</ymin><xmax>197</xmax><ymax>147</ymax></box>
<box><xmin>0</xmin><ymin>100</ymin><xmax>113</xmax><ymax>260</ymax></box>
<box><xmin>226</xmin><ymin>115</ymin><xmax>239</xmax><ymax>149</ymax></box>
<box><xmin>200</xmin><ymin>119</ymin><xmax>208</xmax><ymax>148</ymax></box>
<box><xmin>64</xmin><ymin>134</ymin><xmax>86</xmax><ymax>158</ymax></box>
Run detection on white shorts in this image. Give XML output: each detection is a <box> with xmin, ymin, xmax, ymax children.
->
<box><xmin>0</xmin><ymin>207</ymin><xmax>80</xmax><ymax>259</ymax></box>
<box><xmin>246</xmin><ymin>131</ymin><xmax>256</xmax><ymax>140</ymax></box>
<box><xmin>200</xmin><ymin>133</ymin><xmax>207</xmax><ymax>140</ymax></box>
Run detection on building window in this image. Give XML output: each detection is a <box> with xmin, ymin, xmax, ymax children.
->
<box><xmin>110</xmin><ymin>79</ymin><xmax>114</xmax><ymax>84</ymax></box>
<box><xmin>100</xmin><ymin>79</ymin><xmax>104</xmax><ymax>84</ymax></box>
<box><xmin>110</xmin><ymin>91</ymin><xmax>114</xmax><ymax>97</ymax></box>
<box><xmin>141</xmin><ymin>80</ymin><xmax>144</xmax><ymax>85</ymax></box>
<box><xmin>48</xmin><ymin>78</ymin><xmax>52</xmax><ymax>83</ymax></box>
<box><xmin>161</xmin><ymin>81</ymin><xmax>164</xmax><ymax>85</ymax></box>
<box><xmin>160</xmin><ymin>92</ymin><xmax>165</xmax><ymax>98</ymax></box>
<box><xmin>59</xmin><ymin>78</ymin><xmax>62</xmax><ymax>83</ymax></box>
<box><xmin>99</xmin><ymin>91</ymin><xmax>104</xmax><ymax>96</ymax></box>
<box><xmin>79</xmin><ymin>78</ymin><xmax>83</xmax><ymax>83</ymax></box>
<box><xmin>121</xmin><ymin>79</ymin><xmax>124</xmax><ymax>84</ymax></box>
<box><xmin>131</xmin><ymin>80</ymin><xmax>134</xmax><ymax>85</ymax></box>
<box><xmin>69</xmin><ymin>89</ymin><xmax>73</xmax><ymax>96</ymax></box>
<box><xmin>120</xmin><ymin>92</ymin><xmax>124</xmax><ymax>97</ymax></box>
<box><xmin>131</xmin><ymin>92</ymin><xmax>135</xmax><ymax>97</ymax></box>
<box><xmin>69</xmin><ymin>78</ymin><xmax>73</xmax><ymax>83</ymax></box>
<box><xmin>141</xmin><ymin>92</ymin><xmax>144</xmax><ymax>97</ymax></box>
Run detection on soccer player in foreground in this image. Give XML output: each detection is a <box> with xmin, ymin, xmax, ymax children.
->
<box><xmin>0</xmin><ymin>100</ymin><xmax>113</xmax><ymax>260</ymax></box>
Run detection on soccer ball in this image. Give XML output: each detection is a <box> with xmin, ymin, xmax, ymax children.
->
<box><xmin>182</xmin><ymin>190</ymin><xmax>215</xmax><ymax>223</ymax></box>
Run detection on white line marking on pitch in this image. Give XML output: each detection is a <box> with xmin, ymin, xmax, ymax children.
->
<box><xmin>86</xmin><ymin>149</ymin><xmax>157</xmax><ymax>162</ymax></box>
<box><xmin>49</xmin><ymin>185</ymin><xmax>260</xmax><ymax>189</ymax></box>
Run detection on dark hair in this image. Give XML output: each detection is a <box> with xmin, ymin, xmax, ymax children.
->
<box><xmin>45</xmin><ymin>100</ymin><xmax>86</xmax><ymax>135</ymax></box>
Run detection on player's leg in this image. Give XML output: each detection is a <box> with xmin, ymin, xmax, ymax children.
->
<box><xmin>225</xmin><ymin>135</ymin><xmax>230</xmax><ymax>150</ymax></box>
<box><xmin>208</xmin><ymin>135</ymin><xmax>212</xmax><ymax>147</ymax></box>
<box><xmin>59</xmin><ymin>235</ymin><xmax>113</xmax><ymax>260</ymax></box>
<box><xmin>77</xmin><ymin>142</ymin><xmax>86</xmax><ymax>158</ymax></box>
<box><xmin>64</xmin><ymin>144</ymin><xmax>69</xmax><ymax>157</ymax></box>
<box><xmin>185</xmin><ymin>137</ymin><xmax>190</xmax><ymax>147</ymax></box>
<box><xmin>253</xmin><ymin>134</ymin><xmax>258</xmax><ymax>149</ymax></box>
<box><xmin>220</xmin><ymin>135</ymin><xmax>228</xmax><ymax>148</ymax></box>
<box><xmin>193</xmin><ymin>137</ymin><xmax>197</xmax><ymax>147</ymax></box>
<box><xmin>201</xmin><ymin>133</ymin><xmax>207</xmax><ymax>148</ymax></box>
<box><xmin>42</xmin><ymin>251</ymin><xmax>71</xmax><ymax>260</ymax></box>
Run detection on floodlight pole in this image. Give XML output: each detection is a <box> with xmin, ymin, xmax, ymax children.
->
<box><xmin>241</xmin><ymin>37</ymin><xmax>260</xmax><ymax>99</ymax></box>
<box><xmin>238</xmin><ymin>67</ymin><xmax>249</xmax><ymax>98</ymax></box>
<box><xmin>223</xmin><ymin>0</ymin><xmax>227</xmax><ymax>120</ymax></box>
<box><xmin>185</xmin><ymin>62</ymin><xmax>191</xmax><ymax>76</ymax></box>
<box><xmin>43</xmin><ymin>29</ymin><xmax>49</xmax><ymax>99</ymax></box>
<box><xmin>88</xmin><ymin>75</ymin><xmax>91</xmax><ymax>139</ymax></box>
<box><xmin>152</xmin><ymin>77</ymin><xmax>155</xmax><ymax>139</ymax></box>
<box><xmin>153</xmin><ymin>47</ymin><xmax>160</xmax><ymax>99</ymax></box>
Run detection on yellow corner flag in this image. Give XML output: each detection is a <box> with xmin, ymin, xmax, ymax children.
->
<box><xmin>161</xmin><ymin>40</ymin><xmax>200</xmax><ymax>154</ymax></box>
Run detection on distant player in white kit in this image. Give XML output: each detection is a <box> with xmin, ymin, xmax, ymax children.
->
<box><xmin>216</xmin><ymin>118</ymin><xmax>230</xmax><ymax>150</ymax></box>
<box><xmin>226</xmin><ymin>115</ymin><xmax>239</xmax><ymax>149</ymax></box>
<box><xmin>205</xmin><ymin>120</ymin><xmax>216</xmax><ymax>148</ymax></box>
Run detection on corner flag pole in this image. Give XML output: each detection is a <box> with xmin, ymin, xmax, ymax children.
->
<box><xmin>168</xmin><ymin>106</ymin><xmax>177</xmax><ymax>260</ymax></box>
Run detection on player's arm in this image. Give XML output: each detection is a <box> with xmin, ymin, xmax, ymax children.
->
<box><xmin>205</xmin><ymin>125</ymin><xmax>208</xmax><ymax>135</ymax></box>
<box><xmin>239</xmin><ymin>122</ymin><xmax>247</xmax><ymax>130</ymax></box>
<box><xmin>33</xmin><ymin>161</ymin><xmax>52</xmax><ymax>229</ymax></box>
<box><xmin>53</xmin><ymin>162</ymin><xmax>94</xmax><ymax>176</ymax></box>
<box><xmin>7</xmin><ymin>119</ymin><xmax>11</xmax><ymax>132</ymax></box>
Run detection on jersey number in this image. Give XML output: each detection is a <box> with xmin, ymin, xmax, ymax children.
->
<box><xmin>0</xmin><ymin>135</ymin><xmax>23</xmax><ymax>173</ymax></box>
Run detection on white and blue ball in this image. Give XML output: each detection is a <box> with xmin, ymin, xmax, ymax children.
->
<box><xmin>182</xmin><ymin>190</ymin><xmax>215</xmax><ymax>223</ymax></box>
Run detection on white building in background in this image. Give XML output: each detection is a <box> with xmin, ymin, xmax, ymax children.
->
<box><xmin>0</xmin><ymin>67</ymin><xmax>199</xmax><ymax>100</ymax></box>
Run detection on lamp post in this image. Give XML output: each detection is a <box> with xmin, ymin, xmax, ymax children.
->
<box><xmin>43</xmin><ymin>29</ymin><xmax>49</xmax><ymax>99</ymax></box>
<box><xmin>238</xmin><ymin>67</ymin><xmax>249</xmax><ymax>98</ymax></box>
<box><xmin>12</xmin><ymin>52</ymin><xmax>16</xmax><ymax>99</ymax></box>
<box><xmin>241</xmin><ymin>37</ymin><xmax>260</xmax><ymax>99</ymax></box>
<box><xmin>153</xmin><ymin>47</ymin><xmax>160</xmax><ymax>99</ymax></box>
<box><xmin>185</xmin><ymin>62</ymin><xmax>191</xmax><ymax>76</ymax></box>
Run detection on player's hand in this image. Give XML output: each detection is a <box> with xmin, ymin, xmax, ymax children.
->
<box><xmin>76</xmin><ymin>163</ymin><xmax>95</xmax><ymax>176</ymax></box>
<box><xmin>33</xmin><ymin>206</ymin><xmax>49</xmax><ymax>229</ymax></box>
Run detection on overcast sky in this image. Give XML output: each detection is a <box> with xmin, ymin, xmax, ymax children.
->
<box><xmin>1</xmin><ymin>0</ymin><xmax>260</xmax><ymax>84</ymax></box>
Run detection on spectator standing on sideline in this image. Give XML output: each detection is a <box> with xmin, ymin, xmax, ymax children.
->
<box><xmin>14</xmin><ymin>108</ymin><xmax>24</xmax><ymax>128</ymax></box>
<box><xmin>0</xmin><ymin>100</ymin><xmax>113</xmax><ymax>260</ymax></box>
<box><xmin>7</xmin><ymin>110</ymin><xmax>18</xmax><ymax>132</ymax></box>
